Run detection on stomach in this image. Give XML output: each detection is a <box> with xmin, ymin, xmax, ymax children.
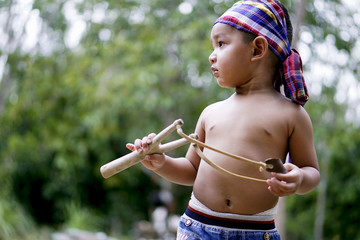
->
<box><xmin>192</xmin><ymin>155</ymin><xmax>279</xmax><ymax>215</ymax></box>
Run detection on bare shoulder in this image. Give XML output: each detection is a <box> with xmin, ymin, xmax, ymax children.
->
<box><xmin>285</xmin><ymin>99</ymin><xmax>313</xmax><ymax>134</ymax></box>
<box><xmin>198</xmin><ymin>99</ymin><xmax>227</xmax><ymax>121</ymax></box>
<box><xmin>192</xmin><ymin>100</ymin><xmax>225</xmax><ymax>136</ymax></box>
<box><xmin>202</xmin><ymin>99</ymin><xmax>227</xmax><ymax>112</ymax></box>
<box><xmin>273</xmin><ymin>95</ymin><xmax>312</xmax><ymax>126</ymax></box>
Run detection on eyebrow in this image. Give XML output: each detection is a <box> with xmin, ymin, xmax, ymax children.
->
<box><xmin>210</xmin><ymin>32</ymin><xmax>228</xmax><ymax>43</ymax></box>
<box><xmin>212</xmin><ymin>32</ymin><xmax>228</xmax><ymax>39</ymax></box>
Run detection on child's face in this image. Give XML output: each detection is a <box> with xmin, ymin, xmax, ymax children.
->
<box><xmin>209</xmin><ymin>23</ymin><xmax>254</xmax><ymax>88</ymax></box>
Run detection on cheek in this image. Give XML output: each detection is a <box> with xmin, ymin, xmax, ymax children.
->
<box><xmin>219</xmin><ymin>55</ymin><xmax>239</xmax><ymax>75</ymax></box>
<box><xmin>219</xmin><ymin>48</ymin><xmax>240</xmax><ymax>67</ymax></box>
<box><xmin>217</xmin><ymin>53</ymin><xmax>232</xmax><ymax>70</ymax></box>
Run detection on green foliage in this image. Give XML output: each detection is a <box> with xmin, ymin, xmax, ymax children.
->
<box><xmin>0</xmin><ymin>197</ymin><xmax>36</xmax><ymax>239</ymax></box>
<box><xmin>0</xmin><ymin>0</ymin><xmax>226</xmax><ymax>237</ymax></box>
<box><xmin>325</xmin><ymin>125</ymin><xmax>360</xmax><ymax>239</ymax></box>
<box><xmin>63</xmin><ymin>201</ymin><xmax>103</xmax><ymax>230</ymax></box>
<box><xmin>286</xmin><ymin>191</ymin><xmax>319</xmax><ymax>240</ymax></box>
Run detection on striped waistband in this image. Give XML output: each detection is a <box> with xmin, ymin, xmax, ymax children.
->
<box><xmin>185</xmin><ymin>206</ymin><xmax>276</xmax><ymax>230</ymax></box>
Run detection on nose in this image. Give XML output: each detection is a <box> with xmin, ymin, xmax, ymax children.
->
<box><xmin>209</xmin><ymin>51</ymin><xmax>216</xmax><ymax>64</ymax></box>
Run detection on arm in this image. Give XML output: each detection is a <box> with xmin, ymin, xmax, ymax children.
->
<box><xmin>267</xmin><ymin>107</ymin><xmax>320</xmax><ymax>196</ymax></box>
<box><xmin>147</xmin><ymin>154</ymin><xmax>198</xmax><ymax>186</ymax></box>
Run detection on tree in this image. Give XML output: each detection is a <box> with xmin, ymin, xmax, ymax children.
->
<box><xmin>0</xmin><ymin>0</ymin><xmax>228</xmax><ymax>238</ymax></box>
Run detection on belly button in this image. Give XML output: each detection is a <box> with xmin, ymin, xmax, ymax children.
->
<box><xmin>226</xmin><ymin>199</ymin><xmax>231</xmax><ymax>207</ymax></box>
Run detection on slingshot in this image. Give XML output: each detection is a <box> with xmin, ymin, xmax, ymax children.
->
<box><xmin>100</xmin><ymin>119</ymin><xmax>286</xmax><ymax>182</ymax></box>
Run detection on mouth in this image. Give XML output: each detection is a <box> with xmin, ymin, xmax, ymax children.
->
<box><xmin>211</xmin><ymin>66</ymin><xmax>219</xmax><ymax>77</ymax></box>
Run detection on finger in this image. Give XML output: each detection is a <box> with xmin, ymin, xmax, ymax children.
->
<box><xmin>142</xmin><ymin>133</ymin><xmax>158</xmax><ymax>150</ymax></box>
<box><xmin>142</xmin><ymin>136</ymin><xmax>150</xmax><ymax>151</ymax></box>
<box><xmin>144</xmin><ymin>133</ymin><xmax>156</xmax><ymax>145</ymax></box>
<box><xmin>271</xmin><ymin>170</ymin><xmax>296</xmax><ymax>183</ymax></box>
<box><xmin>126</xmin><ymin>143</ymin><xmax>135</xmax><ymax>151</ymax></box>
<box><xmin>141</xmin><ymin>157</ymin><xmax>153</xmax><ymax>169</ymax></box>
<box><xmin>141</xmin><ymin>155</ymin><xmax>160</xmax><ymax>170</ymax></box>
<box><xmin>268</xmin><ymin>186</ymin><xmax>289</xmax><ymax>197</ymax></box>
<box><xmin>270</xmin><ymin>172</ymin><xmax>287</xmax><ymax>182</ymax></box>
<box><xmin>267</xmin><ymin>178</ymin><xmax>296</xmax><ymax>196</ymax></box>
<box><xmin>148</xmin><ymin>133</ymin><xmax>156</xmax><ymax>140</ymax></box>
<box><xmin>134</xmin><ymin>139</ymin><xmax>143</xmax><ymax>152</ymax></box>
<box><xmin>267</xmin><ymin>185</ymin><xmax>281</xmax><ymax>196</ymax></box>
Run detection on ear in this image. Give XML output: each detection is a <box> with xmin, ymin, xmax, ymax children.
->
<box><xmin>250</xmin><ymin>36</ymin><xmax>268</xmax><ymax>62</ymax></box>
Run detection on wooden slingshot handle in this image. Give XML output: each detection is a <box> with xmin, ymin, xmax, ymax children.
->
<box><xmin>100</xmin><ymin>119</ymin><xmax>189</xmax><ymax>178</ymax></box>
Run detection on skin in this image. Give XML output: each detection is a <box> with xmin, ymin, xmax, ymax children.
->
<box><xmin>127</xmin><ymin>23</ymin><xmax>320</xmax><ymax>215</ymax></box>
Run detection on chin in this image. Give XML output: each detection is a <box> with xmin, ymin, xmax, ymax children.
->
<box><xmin>217</xmin><ymin>80</ymin><xmax>226</xmax><ymax>87</ymax></box>
<box><xmin>217</xmin><ymin>81</ymin><xmax>232</xmax><ymax>89</ymax></box>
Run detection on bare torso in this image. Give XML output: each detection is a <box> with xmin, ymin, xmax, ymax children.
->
<box><xmin>190</xmin><ymin>91</ymin><xmax>297</xmax><ymax>214</ymax></box>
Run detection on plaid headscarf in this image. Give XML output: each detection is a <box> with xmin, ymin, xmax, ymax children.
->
<box><xmin>214</xmin><ymin>0</ymin><xmax>309</xmax><ymax>106</ymax></box>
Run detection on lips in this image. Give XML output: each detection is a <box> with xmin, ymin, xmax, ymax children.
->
<box><xmin>211</xmin><ymin>66</ymin><xmax>219</xmax><ymax>77</ymax></box>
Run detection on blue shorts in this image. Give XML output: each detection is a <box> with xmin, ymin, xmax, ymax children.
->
<box><xmin>176</xmin><ymin>206</ymin><xmax>281</xmax><ymax>240</ymax></box>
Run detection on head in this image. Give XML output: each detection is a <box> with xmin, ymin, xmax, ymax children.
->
<box><xmin>210</xmin><ymin>0</ymin><xmax>309</xmax><ymax>106</ymax></box>
<box><xmin>213</xmin><ymin>0</ymin><xmax>293</xmax><ymax>63</ymax></box>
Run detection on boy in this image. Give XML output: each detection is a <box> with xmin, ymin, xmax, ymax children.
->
<box><xmin>127</xmin><ymin>0</ymin><xmax>320</xmax><ymax>239</ymax></box>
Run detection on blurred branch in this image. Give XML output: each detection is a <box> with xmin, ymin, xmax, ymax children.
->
<box><xmin>277</xmin><ymin>1</ymin><xmax>307</xmax><ymax>238</ymax></box>
<box><xmin>0</xmin><ymin>0</ymin><xmax>14</xmax><ymax>116</ymax></box>
<box><xmin>314</xmin><ymin>150</ymin><xmax>329</xmax><ymax>240</ymax></box>
<box><xmin>292</xmin><ymin>0</ymin><xmax>306</xmax><ymax>48</ymax></box>
<box><xmin>0</xmin><ymin>0</ymin><xmax>32</xmax><ymax>116</ymax></box>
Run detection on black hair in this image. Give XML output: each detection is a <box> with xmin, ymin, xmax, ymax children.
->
<box><xmin>275</xmin><ymin>0</ymin><xmax>293</xmax><ymax>46</ymax></box>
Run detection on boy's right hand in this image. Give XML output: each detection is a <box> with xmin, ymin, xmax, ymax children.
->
<box><xmin>126</xmin><ymin>133</ymin><xmax>166</xmax><ymax>171</ymax></box>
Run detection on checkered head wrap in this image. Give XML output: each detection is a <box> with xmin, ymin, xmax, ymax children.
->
<box><xmin>214</xmin><ymin>0</ymin><xmax>309</xmax><ymax>106</ymax></box>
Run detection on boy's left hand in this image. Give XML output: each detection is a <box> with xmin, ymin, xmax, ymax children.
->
<box><xmin>266</xmin><ymin>163</ymin><xmax>304</xmax><ymax>197</ymax></box>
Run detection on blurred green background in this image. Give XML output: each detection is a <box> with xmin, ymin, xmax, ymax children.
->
<box><xmin>0</xmin><ymin>0</ymin><xmax>359</xmax><ymax>239</ymax></box>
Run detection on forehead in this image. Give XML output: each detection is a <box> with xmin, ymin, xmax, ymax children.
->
<box><xmin>211</xmin><ymin>23</ymin><xmax>240</xmax><ymax>39</ymax></box>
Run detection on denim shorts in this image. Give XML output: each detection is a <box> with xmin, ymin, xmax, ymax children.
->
<box><xmin>176</xmin><ymin>207</ymin><xmax>281</xmax><ymax>240</ymax></box>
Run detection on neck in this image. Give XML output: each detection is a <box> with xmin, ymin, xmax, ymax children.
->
<box><xmin>235</xmin><ymin>74</ymin><xmax>276</xmax><ymax>95</ymax></box>
<box><xmin>235</xmin><ymin>51</ymin><xmax>280</xmax><ymax>95</ymax></box>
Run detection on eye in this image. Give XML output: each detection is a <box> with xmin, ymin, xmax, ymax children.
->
<box><xmin>218</xmin><ymin>41</ymin><xmax>224</xmax><ymax>47</ymax></box>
